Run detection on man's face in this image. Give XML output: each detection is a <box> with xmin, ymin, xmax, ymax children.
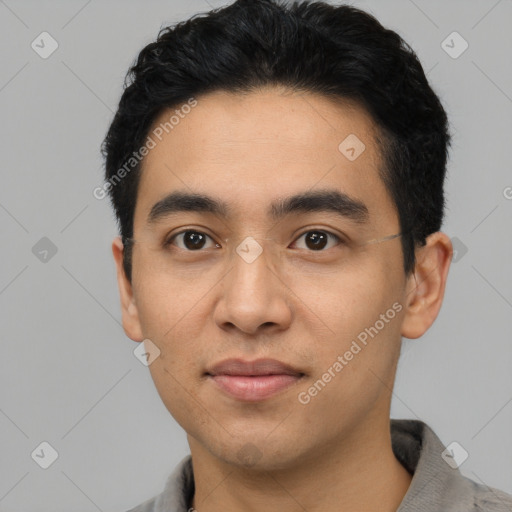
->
<box><xmin>122</xmin><ymin>87</ymin><xmax>411</xmax><ymax>469</ymax></box>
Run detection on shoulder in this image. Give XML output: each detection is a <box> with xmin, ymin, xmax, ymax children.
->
<box><xmin>125</xmin><ymin>495</ymin><xmax>158</xmax><ymax>512</ymax></box>
<box><xmin>392</xmin><ymin>419</ymin><xmax>512</xmax><ymax>512</ymax></box>
<box><xmin>124</xmin><ymin>455</ymin><xmax>194</xmax><ymax>512</ymax></box>
<box><xmin>468</xmin><ymin>477</ymin><xmax>512</xmax><ymax>512</ymax></box>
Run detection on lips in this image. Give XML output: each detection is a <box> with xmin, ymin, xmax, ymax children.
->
<box><xmin>206</xmin><ymin>358</ymin><xmax>304</xmax><ymax>377</ymax></box>
<box><xmin>206</xmin><ymin>358</ymin><xmax>305</xmax><ymax>402</ymax></box>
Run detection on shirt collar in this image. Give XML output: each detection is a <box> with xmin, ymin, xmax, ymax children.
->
<box><xmin>391</xmin><ymin>419</ymin><xmax>475</xmax><ymax>511</ymax></box>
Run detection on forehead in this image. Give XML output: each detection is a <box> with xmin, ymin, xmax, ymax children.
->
<box><xmin>134</xmin><ymin>87</ymin><xmax>397</xmax><ymax>231</ymax></box>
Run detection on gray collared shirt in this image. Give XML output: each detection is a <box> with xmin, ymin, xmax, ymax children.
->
<box><xmin>127</xmin><ymin>419</ymin><xmax>512</xmax><ymax>511</ymax></box>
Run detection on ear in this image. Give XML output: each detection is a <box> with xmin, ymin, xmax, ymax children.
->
<box><xmin>112</xmin><ymin>236</ymin><xmax>144</xmax><ymax>342</ymax></box>
<box><xmin>401</xmin><ymin>232</ymin><xmax>453</xmax><ymax>339</ymax></box>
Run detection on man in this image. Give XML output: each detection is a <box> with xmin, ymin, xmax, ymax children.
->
<box><xmin>101</xmin><ymin>0</ymin><xmax>512</xmax><ymax>510</ymax></box>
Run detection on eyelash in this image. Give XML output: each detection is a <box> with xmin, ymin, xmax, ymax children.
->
<box><xmin>163</xmin><ymin>228</ymin><xmax>344</xmax><ymax>252</ymax></box>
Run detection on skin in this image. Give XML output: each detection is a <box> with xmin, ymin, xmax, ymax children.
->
<box><xmin>112</xmin><ymin>86</ymin><xmax>452</xmax><ymax>512</ymax></box>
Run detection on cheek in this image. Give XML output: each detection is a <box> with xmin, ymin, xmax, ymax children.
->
<box><xmin>132</xmin><ymin>270</ymin><xmax>211</xmax><ymax>408</ymax></box>
<box><xmin>293</xmin><ymin>263</ymin><xmax>403</xmax><ymax>375</ymax></box>
<box><xmin>142</xmin><ymin>302</ymin><xmax>209</xmax><ymax>431</ymax></box>
<box><xmin>133</xmin><ymin>252</ymin><xmax>215</xmax><ymax>332</ymax></box>
<box><xmin>147</xmin><ymin>356</ymin><xmax>210</xmax><ymax>436</ymax></box>
<box><xmin>291</xmin><ymin>262</ymin><xmax>387</xmax><ymax>329</ymax></box>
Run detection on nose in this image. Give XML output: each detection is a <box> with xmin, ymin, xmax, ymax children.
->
<box><xmin>213</xmin><ymin>240</ymin><xmax>293</xmax><ymax>336</ymax></box>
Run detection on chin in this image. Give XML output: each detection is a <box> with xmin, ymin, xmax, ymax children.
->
<box><xmin>209</xmin><ymin>436</ymin><xmax>303</xmax><ymax>472</ymax></box>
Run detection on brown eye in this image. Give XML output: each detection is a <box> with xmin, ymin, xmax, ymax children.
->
<box><xmin>291</xmin><ymin>230</ymin><xmax>341</xmax><ymax>251</ymax></box>
<box><xmin>165</xmin><ymin>230</ymin><xmax>219</xmax><ymax>251</ymax></box>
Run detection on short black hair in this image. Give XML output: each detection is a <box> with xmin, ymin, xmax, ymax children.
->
<box><xmin>101</xmin><ymin>0</ymin><xmax>451</xmax><ymax>283</ymax></box>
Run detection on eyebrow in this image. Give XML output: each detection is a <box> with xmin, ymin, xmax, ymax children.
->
<box><xmin>147</xmin><ymin>189</ymin><xmax>369</xmax><ymax>225</ymax></box>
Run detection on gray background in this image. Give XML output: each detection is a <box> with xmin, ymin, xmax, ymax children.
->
<box><xmin>0</xmin><ymin>0</ymin><xmax>511</xmax><ymax>510</ymax></box>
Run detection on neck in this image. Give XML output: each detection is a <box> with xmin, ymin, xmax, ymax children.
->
<box><xmin>188</xmin><ymin>416</ymin><xmax>412</xmax><ymax>512</ymax></box>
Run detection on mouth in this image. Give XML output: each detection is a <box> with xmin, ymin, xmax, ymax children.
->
<box><xmin>205</xmin><ymin>358</ymin><xmax>305</xmax><ymax>402</ymax></box>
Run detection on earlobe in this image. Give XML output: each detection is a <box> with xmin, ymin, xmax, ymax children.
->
<box><xmin>401</xmin><ymin>232</ymin><xmax>453</xmax><ymax>339</ymax></box>
<box><xmin>112</xmin><ymin>236</ymin><xmax>145</xmax><ymax>342</ymax></box>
